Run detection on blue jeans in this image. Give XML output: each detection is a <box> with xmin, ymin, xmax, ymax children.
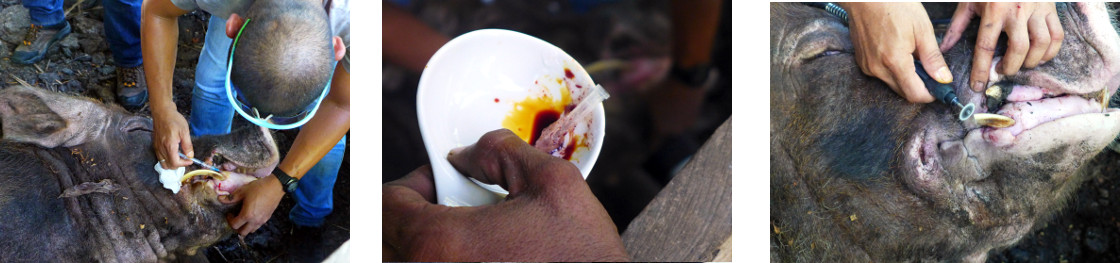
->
<box><xmin>289</xmin><ymin>134</ymin><xmax>346</xmax><ymax>226</ymax></box>
<box><xmin>190</xmin><ymin>16</ymin><xmax>235</xmax><ymax>136</ymax></box>
<box><xmin>22</xmin><ymin>0</ymin><xmax>142</xmax><ymax>67</ymax></box>
<box><xmin>193</xmin><ymin>16</ymin><xmax>345</xmax><ymax>227</ymax></box>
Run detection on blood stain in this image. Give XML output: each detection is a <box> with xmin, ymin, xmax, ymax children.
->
<box><xmin>529</xmin><ymin>110</ymin><xmax>560</xmax><ymax>145</ymax></box>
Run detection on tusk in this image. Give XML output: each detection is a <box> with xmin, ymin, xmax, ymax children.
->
<box><xmin>973</xmin><ymin>113</ymin><xmax>1016</xmax><ymax>128</ymax></box>
<box><xmin>180</xmin><ymin>169</ymin><xmax>228</xmax><ymax>183</ymax></box>
<box><xmin>1101</xmin><ymin>88</ymin><xmax>1108</xmax><ymax>113</ymax></box>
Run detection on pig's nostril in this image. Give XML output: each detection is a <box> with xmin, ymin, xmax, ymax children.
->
<box><xmin>919</xmin><ymin>143</ymin><xmax>930</xmax><ymax>166</ymax></box>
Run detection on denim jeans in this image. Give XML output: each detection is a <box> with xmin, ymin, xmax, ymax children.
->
<box><xmin>193</xmin><ymin>16</ymin><xmax>345</xmax><ymax>227</ymax></box>
<box><xmin>289</xmin><ymin>134</ymin><xmax>346</xmax><ymax>227</ymax></box>
<box><xmin>21</xmin><ymin>0</ymin><xmax>142</xmax><ymax>67</ymax></box>
<box><xmin>190</xmin><ymin>16</ymin><xmax>235</xmax><ymax>136</ymax></box>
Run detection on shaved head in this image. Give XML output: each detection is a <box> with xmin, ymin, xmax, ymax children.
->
<box><xmin>230</xmin><ymin>0</ymin><xmax>333</xmax><ymax>117</ymax></box>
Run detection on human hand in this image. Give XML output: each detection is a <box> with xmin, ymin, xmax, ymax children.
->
<box><xmin>151</xmin><ymin>105</ymin><xmax>193</xmax><ymax>169</ymax></box>
<box><xmin>843</xmin><ymin>2</ymin><xmax>949</xmax><ymax>103</ymax></box>
<box><xmin>221</xmin><ymin>175</ymin><xmax>284</xmax><ymax>237</ymax></box>
<box><xmin>382</xmin><ymin>129</ymin><xmax>629</xmax><ymax>261</ymax></box>
<box><xmin>940</xmin><ymin>2</ymin><xmax>1063</xmax><ymax>92</ymax></box>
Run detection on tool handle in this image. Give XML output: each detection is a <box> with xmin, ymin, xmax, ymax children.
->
<box><xmin>913</xmin><ymin>61</ymin><xmax>956</xmax><ymax>105</ymax></box>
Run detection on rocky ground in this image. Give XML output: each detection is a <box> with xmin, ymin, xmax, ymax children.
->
<box><xmin>0</xmin><ymin>1</ymin><xmax>348</xmax><ymax>262</ymax></box>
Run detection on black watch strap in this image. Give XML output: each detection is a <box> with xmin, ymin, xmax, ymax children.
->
<box><xmin>273</xmin><ymin>167</ymin><xmax>299</xmax><ymax>194</ymax></box>
<box><xmin>670</xmin><ymin>63</ymin><xmax>712</xmax><ymax>88</ymax></box>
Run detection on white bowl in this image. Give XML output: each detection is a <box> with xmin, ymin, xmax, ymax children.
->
<box><xmin>416</xmin><ymin>29</ymin><xmax>606</xmax><ymax>206</ymax></box>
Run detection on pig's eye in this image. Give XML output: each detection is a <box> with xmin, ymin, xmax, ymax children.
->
<box><xmin>815</xmin><ymin>50</ymin><xmax>845</xmax><ymax>58</ymax></box>
<box><xmin>802</xmin><ymin>49</ymin><xmax>848</xmax><ymax>63</ymax></box>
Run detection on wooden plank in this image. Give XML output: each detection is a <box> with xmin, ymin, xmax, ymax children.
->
<box><xmin>621</xmin><ymin>117</ymin><xmax>732</xmax><ymax>261</ymax></box>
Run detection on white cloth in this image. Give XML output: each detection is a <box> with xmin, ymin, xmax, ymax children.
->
<box><xmin>155</xmin><ymin>163</ymin><xmax>186</xmax><ymax>193</ymax></box>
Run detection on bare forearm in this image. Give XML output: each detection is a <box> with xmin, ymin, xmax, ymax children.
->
<box><xmin>141</xmin><ymin>0</ymin><xmax>187</xmax><ymax>113</ymax></box>
<box><xmin>383</xmin><ymin>2</ymin><xmax>449</xmax><ymax>73</ymax></box>
<box><xmin>282</xmin><ymin>68</ymin><xmax>350</xmax><ymax>179</ymax></box>
<box><xmin>670</xmin><ymin>0</ymin><xmax>721</xmax><ymax>67</ymax></box>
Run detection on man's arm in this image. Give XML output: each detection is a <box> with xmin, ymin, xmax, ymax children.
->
<box><xmin>142</xmin><ymin>0</ymin><xmax>193</xmax><ymax>168</ymax></box>
<box><xmin>223</xmin><ymin>65</ymin><xmax>350</xmax><ymax>237</ymax></box>
<box><xmin>283</xmin><ymin>66</ymin><xmax>351</xmax><ymax>180</ymax></box>
<box><xmin>383</xmin><ymin>2</ymin><xmax>448</xmax><ymax>73</ymax></box>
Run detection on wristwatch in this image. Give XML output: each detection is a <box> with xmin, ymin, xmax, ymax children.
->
<box><xmin>670</xmin><ymin>63</ymin><xmax>713</xmax><ymax>88</ymax></box>
<box><xmin>273</xmin><ymin>167</ymin><xmax>299</xmax><ymax>194</ymax></box>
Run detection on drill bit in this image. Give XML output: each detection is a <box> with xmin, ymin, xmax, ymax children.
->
<box><xmin>913</xmin><ymin>61</ymin><xmax>975</xmax><ymax>121</ymax></box>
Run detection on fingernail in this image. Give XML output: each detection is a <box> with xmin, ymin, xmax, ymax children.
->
<box><xmin>972</xmin><ymin>81</ymin><xmax>985</xmax><ymax>92</ymax></box>
<box><xmin>186</xmin><ymin>151</ymin><xmax>193</xmax><ymax>157</ymax></box>
<box><xmin>448</xmin><ymin>146</ymin><xmax>467</xmax><ymax>157</ymax></box>
<box><xmin>936</xmin><ymin>67</ymin><xmax>953</xmax><ymax>83</ymax></box>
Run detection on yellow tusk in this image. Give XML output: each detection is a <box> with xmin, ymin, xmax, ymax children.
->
<box><xmin>180</xmin><ymin>170</ymin><xmax>229</xmax><ymax>183</ymax></box>
<box><xmin>1101</xmin><ymin>88</ymin><xmax>1109</xmax><ymax>113</ymax></box>
<box><xmin>973</xmin><ymin>113</ymin><xmax>1016</xmax><ymax>128</ymax></box>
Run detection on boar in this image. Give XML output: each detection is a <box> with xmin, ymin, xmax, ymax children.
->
<box><xmin>0</xmin><ymin>85</ymin><xmax>278</xmax><ymax>262</ymax></box>
<box><xmin>770</xmin><ymin>2</ymin><xmax>1120</xmax><ymax>262</ymax></box>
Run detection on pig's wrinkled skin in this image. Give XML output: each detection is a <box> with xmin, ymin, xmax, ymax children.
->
<box><xmin>771</xmin><ymin>3</ymin><xmax>1120</xmax><ymax>262</ymax></box>
<box><xmin>0</xmin><ymin>85</ymin><xmax>278</xmax><ymax>262</ymax></box>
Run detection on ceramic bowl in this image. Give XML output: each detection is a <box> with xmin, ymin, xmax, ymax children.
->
<box><xmin>416</xmin><ymin>29</ymin><xmax>606</xmax><ymax>206</ymax></box>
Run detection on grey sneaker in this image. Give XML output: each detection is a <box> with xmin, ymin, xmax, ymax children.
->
<box><xmin>115</xmin><ymin>66</ymin><xmax>148</xmax><ymax>110</ymax></box>
<box><xmin>11</xmin><ymin>21</ymin><xmax>71</xmax><ymax>64</ymax></box>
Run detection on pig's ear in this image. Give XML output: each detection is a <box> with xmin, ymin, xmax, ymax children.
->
<box><xmin>0</xmin><ymin>88</ymin><xmax>68</xmax><ymax>146</ymax></box>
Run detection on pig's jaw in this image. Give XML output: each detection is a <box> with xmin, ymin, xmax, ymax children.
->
<box><xmin>182</xmin><ymin>163</ymin><xmax>275</xmax><ymax>196</ymax></box>
<box><xmin>974</xmin><ymin>85</ymin><xmax>1120</xmax><ymax>150</ymax></box>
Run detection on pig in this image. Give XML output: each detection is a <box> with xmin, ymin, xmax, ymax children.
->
<box><xmin>770</xmin><ymin>2</ymin><xmax>1120</xmax><ymax>262</ymax></box>
<box><xmin>0</xmin><ymin>85</ymin><xmax>279</xmax><ymax>262</ymax></box>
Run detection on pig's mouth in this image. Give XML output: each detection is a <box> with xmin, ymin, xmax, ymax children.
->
<box><xmin>978</xmin><ymin>83</ymin><xmax>1117</xmax><ymax>148</ymax></box>
<box><xmin>181</xmin><ymin>153</ymin><xmax>276</xmax><ymax>196</ymax></box>
<box><xmin>907</xmin><ymin>70</ymin><xmax>1120</xmax><ymax>200</ymax></box>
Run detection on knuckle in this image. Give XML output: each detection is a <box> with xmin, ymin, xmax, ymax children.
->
<box><xmin>478</xmin><ymin>129</ymin><xmax>521</xmax><ymax>151</ymax></box>
<box><xmin>1052</xmin><ymin>31</ymin><xmax>1065</xmax><ymax>42</ymax></box>
<box><xmin>535</xmin><ymin>160</ymin><xmax>583</xmax><ymax>194</ymax></box>
<box><xmin>976</xmin><ymin>37</ymin><xmax>998</xmax><ymax>52</ymax></box>
<box><xmin>1029</xmin><ymin>31</ymin><xmax>1049</xmax><ymax>44</ymax></box>
<box><xmin>1009</xmin><ymin>38</ymin><xmax>1029</xmax><ymax>52</ymax></box>
<box><xmin>919</xmin><ymin>50</ymin><xmax>943</xmax><ymax>65</ymax></box>
<box><xmin>880</xmin><ymin>56</ymin><xmax>901</xmax><ymax>69</ymax></box>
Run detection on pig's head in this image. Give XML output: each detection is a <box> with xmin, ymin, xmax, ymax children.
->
<box><xmin>0</xmin><ymin>85</ymin><xmax>279</xmax><ymax>259</ymax></box>
<box><xmin>770</xmin><ymin>3</ymin><xmax>1120</xmax><ymax>262</ymax></box>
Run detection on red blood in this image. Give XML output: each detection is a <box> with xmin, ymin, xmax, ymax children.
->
<box><xmin>529</xmin><ymin>110</ymin><xmax>560</xmax><ymax>145</ymax></box>
<box><xmin>494</xmin><ymin>98</ymin><xmax>500</xmax><ymax>103</ymax></box>
<box><xmin>576</xmin><ymin>84</ymin><xmax>582</xmax><ymax>89</ymax></box>
<box><xmin>564</xmin><ymin>68</ymin><xmax>575</xmax><ymax>79</ymax></box>
<box><xmin>561</xmin><ymin>140</ymin><xmax>577</xmax><ymax>160</ymax></box>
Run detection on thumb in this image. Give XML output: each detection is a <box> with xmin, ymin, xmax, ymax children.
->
<box><xmin>447</xmin><ymin>129</ymin><xmax>583</xmax><ymax>198</ymax></box>
<box><xmin>180</xmin><ymin>132</ymin><xmax>194</xmax><ymax>160</ymax></box>
<box><xmin>220</xmin><ymin>190</ymin><xmax>245</xmax><ymax>204</ymax></box>
<box><xmin>915</xmin><ymin>28</ymin><xmax>953</xmax><ymax>84</ymax></box>
<box><xmin>383</xmin><ymin>166</ymin><xmax>445</xmax><ymax>249</ymax></box>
